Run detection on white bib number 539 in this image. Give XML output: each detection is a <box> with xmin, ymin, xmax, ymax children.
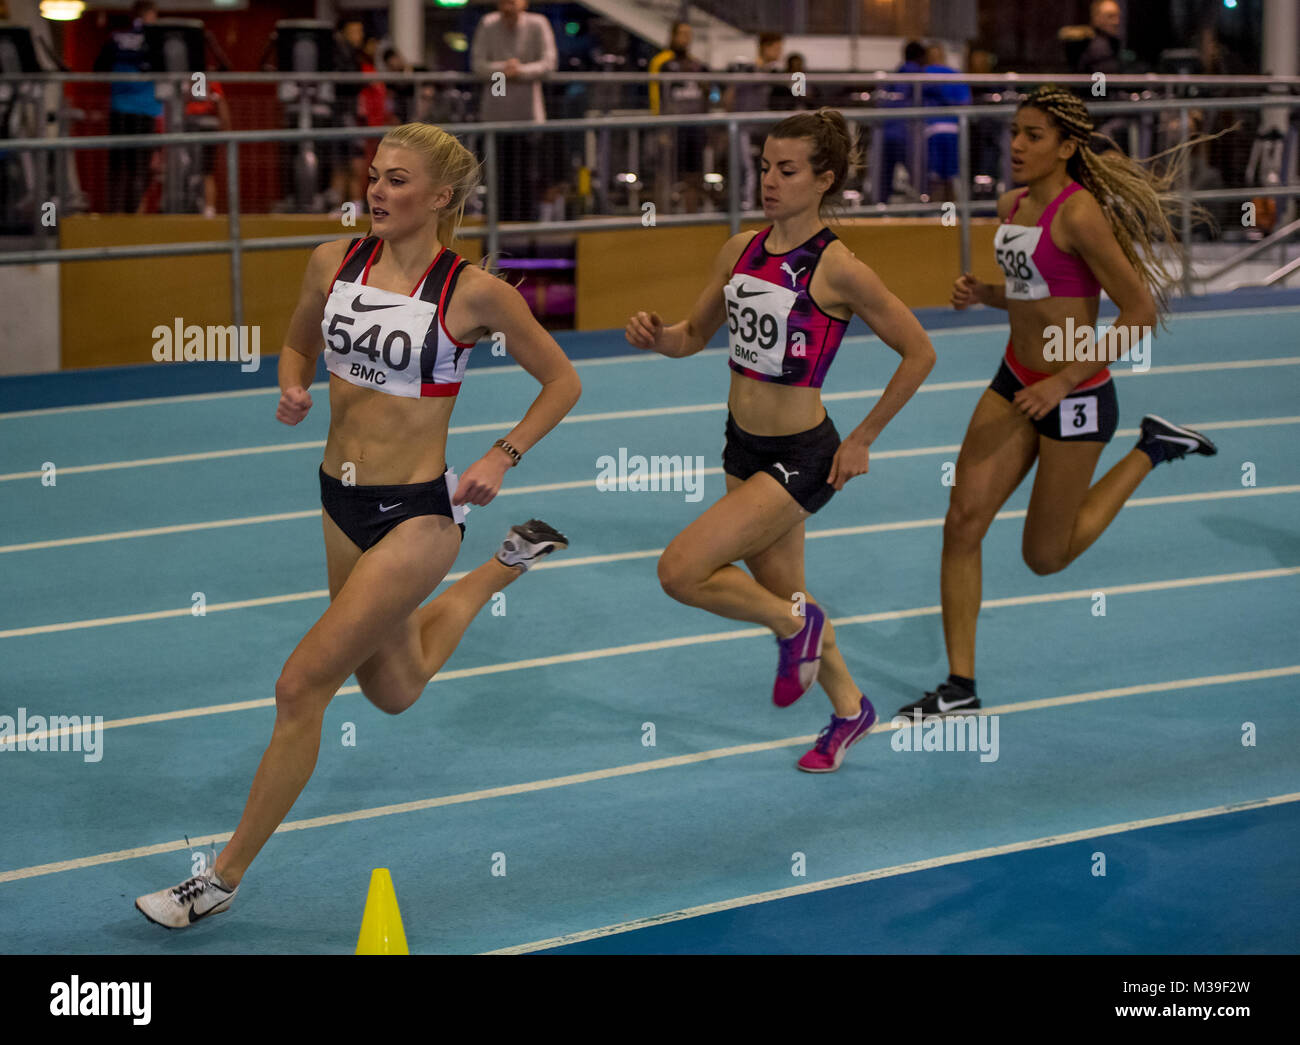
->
<box><xmin>1060</xmin><ymin>394</ymin><xmax>1099</xmax><ymax>437</ymax></box>
<box><xmin>724</xmin><ymin>276</ymin><xmax>797</xmax><ymax>378</ymax></box>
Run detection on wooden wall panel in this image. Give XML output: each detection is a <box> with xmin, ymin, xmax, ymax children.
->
<box><xmin>57</xmin><ymin>215</ymin><xmax>481</xmax><ymax>369</ymax></box>
<box><xmin>576</xmin><ymin>218</ymin><xmax>1003</xmax><ymax>331</ymax></box>
<box><xmin>58</xmin><ymin>214</ymin><xmax>996</xmax><ymax>368</ymax></box>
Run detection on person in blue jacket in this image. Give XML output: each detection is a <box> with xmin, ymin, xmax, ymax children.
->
<box><xmin>94</xmin><ymin>1</ymin><xmax>163</xmax><ymax>213</ymax></box>
<box><xmin>921</xmin><ymin>42</ymin><xmax>972</xmax><ymax>200</ymax></box>
<box><xmin>877</xmin><ymin>40</ymin><xmax>925</xmax><ymax>203</ymax></box>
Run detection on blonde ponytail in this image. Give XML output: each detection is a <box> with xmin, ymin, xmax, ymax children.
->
<box><xmin>378</xmin><ymin>122</ymin><xmax>482</xmax><ymax>249</ymax></box>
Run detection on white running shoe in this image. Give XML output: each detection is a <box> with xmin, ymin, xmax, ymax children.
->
<box><xmin>495</xmin><ymin>519</ymin><xmax>569</xmax><ymax>572</ymax></box>
<box><xmin>136</xmin><ymin>870</ymin><xmax>237</xmax><ymax>929</ymax></box>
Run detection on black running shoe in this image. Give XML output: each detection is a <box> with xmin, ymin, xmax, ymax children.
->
<box><xmin>1138</xmin><ymin>415</ymin><xmax>1218</xmax><ymax>463</ymax></box>
<box><xmin>896</xmin><ymin>682</ymin><xmax>981</xmax><ymax>719</ymax></box>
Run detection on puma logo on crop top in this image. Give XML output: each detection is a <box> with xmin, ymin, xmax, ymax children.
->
<box><xmin>321</xmin><ymin>236</ymin><xmax>474</xmax><ymax>397</ymax></box>
<box><xmin>724</xmin><ymin>226</ymin><xmax>848</xmax><ymax>388</ymax></box>
<box><xmin>992</xmin><ymin>182</ymin><xmax>1102</xmax><ymax>301</ymax></box>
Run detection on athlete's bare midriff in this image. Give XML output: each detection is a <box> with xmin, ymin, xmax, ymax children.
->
<box><xmin>1007</xmin><ymin>293</ymin><xmax>1101</xmax><ymax>376</ymax></box>
<box><xmin>724</xmin><ymin>250</ymin><xmax>845</xmax><ymax>437</ymax></box>
<box><xmin>727</xmin><ymin>371</ymin><xmax>827</xmax><ymax>436</ymax></box>
<box><xmin>317</xmin><ymin>237</ymin><xmax>481</xmax><ymax>486</ymax></box>
<box><xmin>322</xmin><ymin>377</ymin><xmax>455</xmax><ymax>485</ymax></box>
<box><xmin>1002</xmin><ymin>190</ymin><xmax>1102</xmax><ymax>376</ymax></box>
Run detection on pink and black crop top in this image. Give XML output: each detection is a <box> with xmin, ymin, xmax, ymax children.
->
<box><xmin>992</xmin><ymin>182</ymin><xmax>1101</xmax><ymax>300</ymax></box>
<box><xmin>724</xmin><ymin>226</ymin><xmax>849</xmax><ymax>388</ymax></box>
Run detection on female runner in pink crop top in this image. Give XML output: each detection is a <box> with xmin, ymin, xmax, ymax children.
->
<box><xmin>901</xmin><ymin>85</ymin><xmax>1218</xmax><ymax>719</ymax></box>
<box><xmin>626</xmin><ymin>109</ymin><xmax>936</xmax><ymax>773</ymax></box>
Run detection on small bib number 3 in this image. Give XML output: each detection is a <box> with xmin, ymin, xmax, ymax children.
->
<box><xmin>1061</xmin><ymin>395</ymin><xmax>1099</xmax><ymax>438</ymax></box>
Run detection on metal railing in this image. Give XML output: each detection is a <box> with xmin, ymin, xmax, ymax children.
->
<box><xmin>7</xmin><ymin>70</ymin><xmax>1300</xmax><ymax>85</ymax></box>
<box><xmin>1</xmin><ymin>88</ymin><xmax>1297</xmax><ymax>327</ymax></box>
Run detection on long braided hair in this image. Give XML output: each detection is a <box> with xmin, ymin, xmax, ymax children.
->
<box><xmin>1018</xmin><ymin>85</ymin><xmax>1215</xmax><ymax>320</ymax></box>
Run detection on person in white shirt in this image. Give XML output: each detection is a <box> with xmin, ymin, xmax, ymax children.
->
<box><xmin>470</xmin><ymin>0</ymin><xmax>558</xmax><ymax>221</ymax></box>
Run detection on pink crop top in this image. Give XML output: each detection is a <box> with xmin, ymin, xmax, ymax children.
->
<box><xmin>992</xmin><ymin>182</ymin><xmax>1102</xmax><ymax>300</ymax></box>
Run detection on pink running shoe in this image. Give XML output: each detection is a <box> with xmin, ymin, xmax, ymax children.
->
<box><xmin>797</xmin><ymin>695</ymin><xmax>877</xmax><ymax>772</ymax></box>
<box><xmin>772</xmin><ymin>602</ymin><xmax>826</xmax><ymax>707</ymax></box>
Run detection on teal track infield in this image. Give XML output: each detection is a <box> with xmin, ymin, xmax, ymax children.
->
<box><xmin>1</xmin><ymin>293</ymin><xmax>1297</xmax><ymax>954</ymax></box>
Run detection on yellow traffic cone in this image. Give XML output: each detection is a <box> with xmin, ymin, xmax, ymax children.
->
<box><xmin>355</xmin><ymin>868</ymin><xmax>409</xmax><ymax>955</ymax></box>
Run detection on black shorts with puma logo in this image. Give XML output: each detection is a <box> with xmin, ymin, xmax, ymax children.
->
<box><xmin>722</xmin><ymin>411</ymin><xmax>841</xmax><ymax>513</ymax></box>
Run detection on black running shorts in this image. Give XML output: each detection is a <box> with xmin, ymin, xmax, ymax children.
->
<box><xmin>722</xmin><ymin>411</ymin><xmax>841</xmax><ymax>513</ymax></box>
<box><xmin>989</xmin><ymin>360</ymin><xmax>1119</xmax><ymax>443</ymax></box>
<box><xmin>319</xmin><ymin>466</ymin><xmax>465</xmax><ymax>551</ymax></box>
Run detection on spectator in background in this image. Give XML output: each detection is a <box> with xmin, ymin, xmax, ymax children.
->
<box><xmin>94</xmin><ymin>0</ymin><xmax>161</xmax><ymax>213</ymax></box>
<box><xmin>1075</xmin><ymin>0</ymin><xmax>1128</xmax><ymax>75</ymax></box>
<box><xmin>326</xmin><ymin>16</ymin><xmax>367</xmax><ymax>214</ymax></box>
<box><xmin>725</xmin><ymin>31</ymin><xmax>783</xmax><ymax>211</ymax></box>
<box><xmin>183</xmin><ymin>66</ymin><xmax>232</xmax><ymax>218</ymax></box>
<box><xmin>650</xmin><ymin>21</ymin><xmax>711</xmax><ymax>214</ymax></box>
<box><xmin>771</xmin><ymin>53</ymin><xmax>817</xmax><ymax>111</ymax></box>
<box><xmin>647</xmin><ymin>20</ymin><xmax>691</xmax><ymax>116</ymax></box>
<box><xmin>878</xmin><ymin>40</ymin><xmax>926</xmax><ymax>203</ymax></box>
<box><xmin>354</xmin><ymin>34</ymin><xmax>392</xmax><ymax>215</ymax></box>
<box><xmin>922</xmin><ymin>42</ymin><xmax>971</xmax><ymax>201</ymax></box>
<box><xmin>383</xmin><ymin>47</ymin><xmax>417</xmax><ymax>125</ymax></box>
<box><xmin>966</xmin><ymin>47</ymin><xmax>1002</xmax><ymax>196</ymax></box>
<box><xmin>1070</xmin><ymin>2</ymin><xmax>1136</xmax><ymax>150</ymax></box>
<box><xmin>470</xmin><ymin>0</ymin><xmax>558</xmax><ymax>223</ymax></box>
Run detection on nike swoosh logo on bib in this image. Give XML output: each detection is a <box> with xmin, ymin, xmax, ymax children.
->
<box><xmin>734</xmin><ymin>285</ymin><xmax>767</xmax><ymax>298</ymax></box>
<box><xmin>352</xmin><ymin>297</ymin><xmax>402</xmax><ymax>312</ymax></box>
<box><xmin>1003</xmin><ymin>231</ymin><xmax>1026</xmax><ymax>243</ymax></box>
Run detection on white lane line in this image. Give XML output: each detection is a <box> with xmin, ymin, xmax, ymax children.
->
<box><xmin>4</xmin><ymin>304</ymin><xmax>1299</xmax><ymax>421</ymax></box>
<box><xmin>382</xmin><ymin>567</ymin><xmax>1298</xmax><ymax>686</ymax></box>
<box><xmin>0</xmin><ymin>442</ymin><xmax>327</xmax><ymax>481</ymax></box>
<box><xmin>3</xmin><ymin>556</ymin><xmax>1296</xmax><ymax>743</ymax></box>
<box><xmin>0</xmin><ymin>511</ymin><xmax>324</xmax><ymax>554</ymax></box>
<box><xmin>0</xmin><ymin>348</ymin><xmax>723</xmax><ymax>422</ymax></box>
<box><xmin>2</xmin><ymin>488</ymin><xmax>1297</xmax><ymax>631</ymax></box>
<box><xmin>1</xmin><ymin>666</ymin><xmax>1294</xmax><ymax>884</ymax></box>
<box><xmin>485</xmin><ymin>788</ymin><xmax>1300</xmax><ymax>954</ymax></box>
<box><xmin>3</xmin><ymin>355</ymin><xmax>1298</xmax><ymax>482</ymax></box>
<box><xmin>0</xmin><ymin>589</ymin><xmax>331</xmax><ymax>638</ymax></box>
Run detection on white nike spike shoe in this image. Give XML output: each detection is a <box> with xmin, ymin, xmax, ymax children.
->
<box><xmin>495</xmin><ymin>519</ymin><xmax>569</xmax><ymax>572</ymax></box>
<box><xmin>136</xmin><ymin>870</ymin><xmax>237</xmax><ymax>929</ymax></box>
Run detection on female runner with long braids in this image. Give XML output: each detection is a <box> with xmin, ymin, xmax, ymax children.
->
<box><xmin>903</xmin><ymin>85</ymin><xmax>1217</xmax><ymax>718</ymax></box>
<box><xmin>136</xmin><ymin>123</ymin><xmax>581</xmax><ymax>927</ymax></box>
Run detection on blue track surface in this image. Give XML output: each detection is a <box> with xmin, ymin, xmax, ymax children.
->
<box><xmin>0</xmin><ymin>291</ymin><xmax>1297</xmax><ymax>954</ymax></box>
